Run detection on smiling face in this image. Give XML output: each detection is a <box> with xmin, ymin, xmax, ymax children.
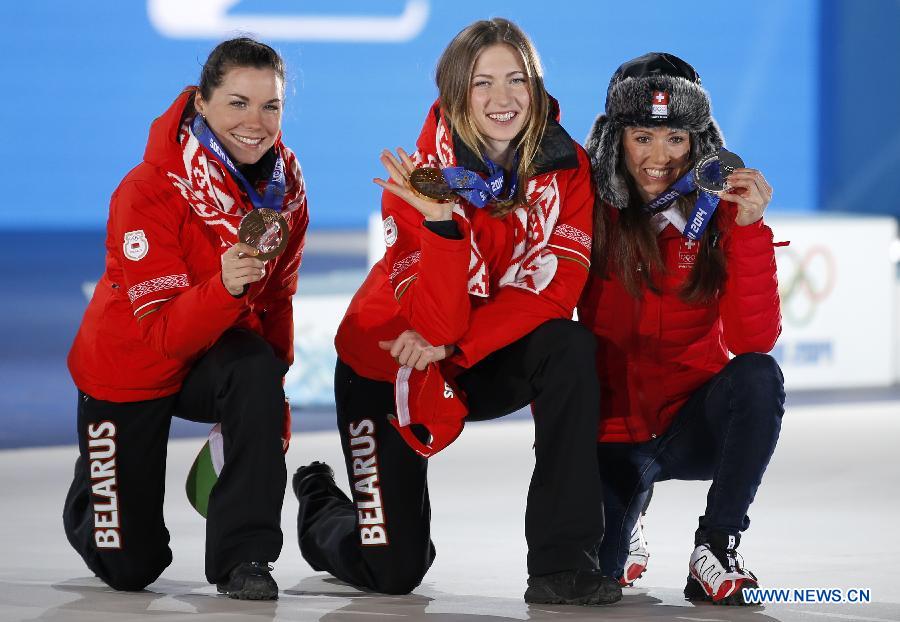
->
<box><xmin>194</xmin><ymin>66</ymin><xmax>283</xmax><ymax>165</ymax></box>
<box><xmin>621</xmin><ymin>126</ymin><xmax>692</xmax><ymax>202</ymax></box>
<box><xmin>467</xmin><ymin>44</ymin><xmax>531</xmax><ymax>166</ymax></box>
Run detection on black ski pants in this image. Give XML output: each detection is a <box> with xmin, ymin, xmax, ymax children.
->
<box><xmin>63</xmin><ymin>328</ymin><xmax>288</xmax><ymax>589</ymax></box>
<box><xmin>296</xmin><ymin>319</ymin><xmax>605</xmax><ymax>594</ymax></box>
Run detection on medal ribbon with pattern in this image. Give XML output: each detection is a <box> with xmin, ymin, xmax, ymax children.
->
<box><xmin>440</xmin><ymin>153</ymin><xmax>519</xmax><ymax>208</ymax></box>
<box><xmin>191</xmin><ymin>115</ymin><xmax>286</xmax><ymax>212</ymax></box>
<box><xmin>191</xmin><ymin>115</ymin><xmax>290</xmax><ymax>260</ymax></box>
<box><xmin>641</xmin><ymin>148</ymin><xmax>744</xmax><ymax>241</ymax></box>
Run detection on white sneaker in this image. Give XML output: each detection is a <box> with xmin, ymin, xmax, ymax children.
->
<box><xmin>619</xmin><ymin>516</ymin><xmax>649</xmax><ymax>586</ymax></box>
<box><xmin>686</xmin><ymin>536</ymin><xmax>759</xmax><ymax>606</ymax></box>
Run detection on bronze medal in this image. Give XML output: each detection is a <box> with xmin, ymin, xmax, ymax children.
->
<box><xmin>694</xmin><ymin>149</ymin><xmax>744</xmax><ymax>194</ymax></box>
<box><xmin>239</xmin><ymin>208</ymin><xmax>289</xmax><ymax>261</ymax></box>
<box><xmin>408</xmin><ymin>167</ymin><xmax>455</xmax><ymax>203</ymax></box>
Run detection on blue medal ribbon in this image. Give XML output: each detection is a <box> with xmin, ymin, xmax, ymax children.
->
<box><xmin>642</xmin><ymin>150</ymin><xmax>729</xmax><ymax>241</ymax></box>
<box><xmin>441</xmin><ymin>154</ymin><xmax>518</xmax><ymax>209</ymax></box>
<box><xmin>191</xmin><ymin>115</ymin><xmax>286</xmax><ymax>212</ymax></box>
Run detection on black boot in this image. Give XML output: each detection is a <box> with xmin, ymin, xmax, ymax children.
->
<box><xmin>216</xmin><ymin>562</ymin><xmax>278</xmax><ymax>600</ymax></box>
<box><xmin>292</xmin><ymin>461</ymin><xmax>336</xmax><ymax>498</ymax></box>
<box><xmin>525</xmin><ymin>569</ymin><xmax>622</xmax><ymax>606</ymax></box>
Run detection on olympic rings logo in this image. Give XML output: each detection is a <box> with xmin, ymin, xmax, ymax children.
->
<box><xmin>776</xmin><ymin>245</ymin><xmax>836</xmax><ymax>327</ymax></box>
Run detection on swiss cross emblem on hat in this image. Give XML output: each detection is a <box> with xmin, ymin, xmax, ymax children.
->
<box><xmin>651</xmin><ymin>90</ymin><xmax>670</xmax><ymax>119</ymax></box>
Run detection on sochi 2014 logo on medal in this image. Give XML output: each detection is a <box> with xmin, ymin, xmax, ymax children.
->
<box><xmin>123</xmin><ymin>230</ymin><xmax>149</xmax><ymax>261</ymax></box>
<box><xmin>651</xmin><ymin>90</ymin><xmax>669</xmax><ymax>119</ymax></box>
<box><xmin>239</xmin><ymin>208</ymin><xmax>289</xmax><ymax>262</ymax></box>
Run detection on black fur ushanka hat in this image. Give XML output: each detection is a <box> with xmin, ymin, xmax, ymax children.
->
<box><xmin>584</xmin><ymin>52</ymin><xmax>724</xmax><ymax>210</ymax></box>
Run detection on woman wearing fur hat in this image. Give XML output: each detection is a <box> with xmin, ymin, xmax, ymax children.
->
<box><xmin>293</xmin><ymin>18</ymin><xmax>621</xmax><ymax>606</ymax></box>
<box><xmin>578</xmin><ymin>52</ymin><xmax>785</xmax><ymax>605</ymax></box>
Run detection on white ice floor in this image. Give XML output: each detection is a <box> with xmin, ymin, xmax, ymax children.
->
<box><xmin>2</xmin><ymin>399</ymin><xmax>899</xmax><ymax>622</ymax></box>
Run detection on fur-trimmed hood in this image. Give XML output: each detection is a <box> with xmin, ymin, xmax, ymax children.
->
<box><xmin>584</xmin><ymin>52</ymin><xmax>724</xmax><ymax>210</ymax></box>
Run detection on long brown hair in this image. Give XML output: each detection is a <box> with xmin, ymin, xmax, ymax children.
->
<box><xmin>593</xmin><ymin>153</ymin><xmax>726</xmax><ymax>303</ymax></box>
<box><xmin>435</xmin><ymin>18</ymin><xmax>550</xmax><ymax>216</ymax></box>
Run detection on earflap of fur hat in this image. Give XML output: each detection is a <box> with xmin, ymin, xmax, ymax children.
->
<box><xmin>585</xmin><ymin>113</ymin><xmax>630</xmax><ymax>211</ymax></box>
<box><xmin>689</xmin><ymin>117</ymin><xmax>725</xmax><ymax>165</ymax></box>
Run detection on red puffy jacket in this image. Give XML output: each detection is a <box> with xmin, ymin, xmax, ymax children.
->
<box><xmin>577</xmin><ymin>202</ymin><xmax>781</xmax><ymax>442</ymax></box>
<box><xmin>68</xmin><ymin>89</ymin><xmax>308</xmax><ymax>402</ymax></box>
<box><xmin>336</xmin><ymin>100</ymin><xmax>595</xmax><ymax>383</ymax></box>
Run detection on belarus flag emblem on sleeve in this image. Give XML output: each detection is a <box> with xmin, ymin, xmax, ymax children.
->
<box><xmin>651</xmin><ymin>90</ymin><xmax>669</xmax><ymax>119</ymax></box>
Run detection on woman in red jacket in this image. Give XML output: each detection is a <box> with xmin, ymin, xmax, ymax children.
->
<box><xmin>293</xmin><ymin>18</ymin><xmax>620</xmax><ymax>606</ymax></box>
<box><xmin>64</xmin><ymin>38</ymin><xmax>308</xmax><ymax>600</ymax></box>
<box><xmin>578</xmin><ymin>52</ymin><xmax>785</xmax><ymax>606</ymax></box>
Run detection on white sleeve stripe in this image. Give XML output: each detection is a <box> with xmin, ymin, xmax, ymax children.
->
<box><xmin>552</xmin><ymin>224</ymin><xmax>592</xmax><ymax>251</ymax></box>
<box><xmin>127</xmin><ymin>273</ymin><xmax>190</xmax><ymax>303</ymax></box>
<box><xmin>390</xmin><ymin>251</ymin><xmax>422</xmax><ymax>282</ymax></box>
<box><xmin>133</xmin><ymin>297</ymin><xmax>172</xmax><ymax>315</ymax></box>
<box><xmin>393</xmin><ymin>274</ymin><xmax>418</xmax><ymax>298</ymax></box>
<box><xmin>548</xmin><ymin>244</ymin><xmax>590</xmax><ymax>265</ymax></box>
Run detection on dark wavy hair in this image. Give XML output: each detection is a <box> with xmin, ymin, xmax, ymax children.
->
<box><xmin>199</xmin><ymin>37</ymin><xmax>285</xmax><ymax>100</ymax></box>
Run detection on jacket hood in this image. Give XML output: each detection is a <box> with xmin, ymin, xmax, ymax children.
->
<box><xmin>420</xmin><ymin>95</ymin><xmax>580</xmax><ymax>176</ymax></box>
<box><xmin>143</xmin><ymin>87</ymin><xmax>196</xmax><ymax>172</ymax></box>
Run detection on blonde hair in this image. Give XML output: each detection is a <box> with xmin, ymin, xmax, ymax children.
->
<box><xmin>435</xmin><ymin>18</ymin><xmax>550</xmax><ymax>215</ymax></box>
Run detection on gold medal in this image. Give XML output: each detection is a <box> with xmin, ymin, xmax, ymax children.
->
<box><xmin>239</xmin><ymin>208</ymin><xmax>289</xmax><ymax>261</ymax></box>
<box><xmin>408</xmin><ymin>167</ymin><xmax>455</xmax><ymax>203</ymax></box>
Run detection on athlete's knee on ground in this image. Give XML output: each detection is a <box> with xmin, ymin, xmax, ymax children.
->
<box><xmin>370</xmin><ymin>563</ymin><xmax>428</xmax><ymax>595</ymax></box>
<box><xmin>99</xmin><ymin>556</ymin><xmax>169</xmax><ymax>591</ymax></box>
<box><xmin>365</xmin><ymin>539</ymin><xmax>433</xmax><ymax>595</ymax></box>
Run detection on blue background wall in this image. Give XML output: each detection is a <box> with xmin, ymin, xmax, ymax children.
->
<box><xmin>818</xmin><ymin>0</ymin><xmax>900</xmax><ymax>215</ymax></box>
<box><xmin>1</xmin><ymin>0</ymin><xmax>821</xmax><ymax>231</ymax></box>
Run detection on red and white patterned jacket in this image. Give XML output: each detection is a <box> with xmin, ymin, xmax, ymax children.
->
<box><xmin>335</xmin><ymin>99</ymin><xmax>594</xmax><ymax>384</ymax></box>
<box><xmin>68</xmin><ymin>88</ymin><xmax>309</xmax><ymax>402</ymax></box>
<box><xmin>577</xmin><ymin>202</ymin><xmax>782</xmax><ymax>443</ymax></box>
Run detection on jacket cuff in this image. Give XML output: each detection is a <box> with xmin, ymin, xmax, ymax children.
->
<box><xmin>728</xmin><ymin>217</ymin><xmax>770</xmax><ymax>240</ymax></box>
<box><xmin>420</xmin><ymin>221</ymin><xmax>468</xmax><ymax>251</ymax></box>
<box><xmin>213</xmin><ymin>272</ymin><xmax>252</xmax><ymax>309</ymax></box>
<box><xmin>423</xmin><ymin>219</ymin><xmax>463</xmax><ymax>240</ymax></box>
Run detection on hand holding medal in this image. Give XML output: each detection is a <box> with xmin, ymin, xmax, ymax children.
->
<box><xmin>692</xmin><ymin>149</ymin><xmax>773</xmax><ymax>227</ymax></box>
<box><xmin>718</xmin><ymin>166</ymin><xmax>773</xmax><ymax>227</ymax></box>
<box><xmin>374</xmin><ymin>147</ymin><xmax>456</xmax><ymax>222</ymax></box>
<box><xmin>220</xmin><ymin>242</ymin><xmax>266</xmax><ymax>296</ymax></box>
<box><xmin>375</xmin><ymin>146</ymin><xmax>519</xmax><ymax>221</ymax></box>
<box><xmin>642</xmin><ymin>148</ymin><xmax>767</xmax><ymax>240</ymax></box>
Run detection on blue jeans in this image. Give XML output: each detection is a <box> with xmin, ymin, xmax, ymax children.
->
<box><xmin>596</xmin><ymin>353</ymin><xmax>785</xmax><ymax>577</ymax></box>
